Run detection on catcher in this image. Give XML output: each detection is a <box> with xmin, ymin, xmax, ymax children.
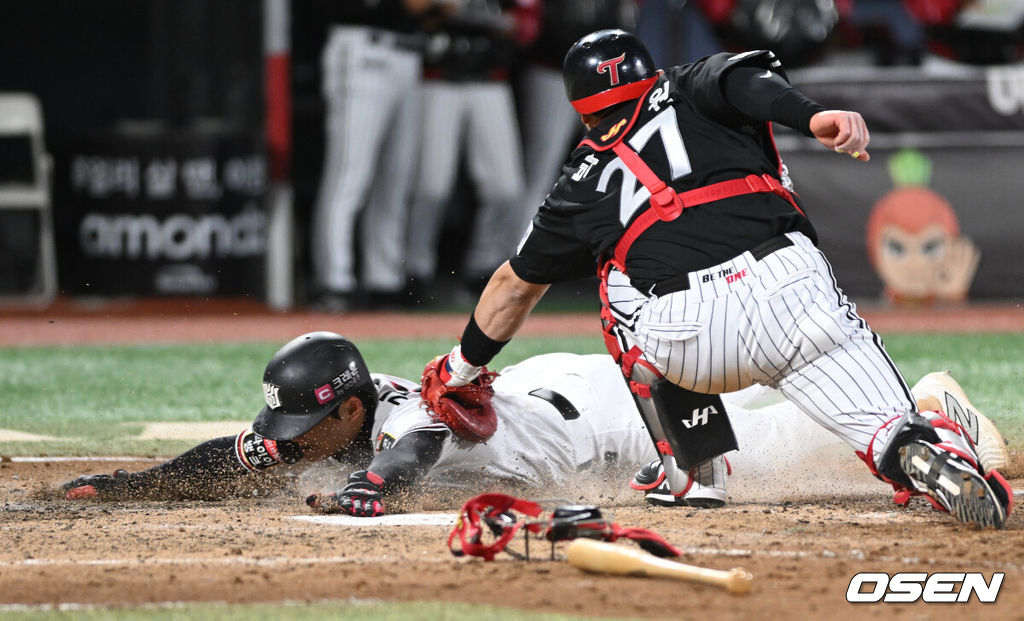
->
<box><xmin>422</xmin><ymin>29</ymin><xmax>1014</xmax><ymax>528</ymax></box>
<box><xmin>62</xmin><ymin>332</ymin><xmax>1011</xmax><ymax>516</ymax></box>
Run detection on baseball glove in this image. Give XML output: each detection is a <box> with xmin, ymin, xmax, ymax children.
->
<box><xmin>421</xmin><ymin>355</ymin><xmax>498</xmax><ymax>443</ymax></box>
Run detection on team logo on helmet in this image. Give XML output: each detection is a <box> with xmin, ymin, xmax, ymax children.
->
<box><xmin>596</xmin><ymin>53</ymin><xmax>626</xmax><ymax>86</ymax></box>
<box><xmin>314</xmin><ymin>383</ymin><xmax>336</xmax><ymax>405</ymax></box>
<box><xmin>263</xmin><ymin>382</ymin><xmax>282</xmax><ymax>409</ymax></box>
<box><xmin>313</xmin><ymin>361</ymin><xmax>363</xmax><ymax>406</ymax></box>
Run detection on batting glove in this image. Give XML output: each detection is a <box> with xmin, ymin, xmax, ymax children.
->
<box><xmin>306</xmin><ymin>470</ymin><xmax>385</xmax><ymax>517</ymax></box>
<box><xmin>63</xmin><ymin>469</ymin><xmax>135</xmax><ymax>500</ymax></box>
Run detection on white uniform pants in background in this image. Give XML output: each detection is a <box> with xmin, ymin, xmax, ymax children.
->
<box><xmin>517</xmin><ymin>64</ymin><xmax>582</xmax><ymax>232</ymax></box>
<box><xmin>605</xmin><ymin>232</ymin><xmax>918</xmax><ymax>465</ymax></box>
<box><xmin>312</xmin><ymin>26</ymin><xmax>422</xmax><ymax>294</ymax></box>
<box><xmin>406</xmin><ymin>80</ymin><xmax>527</xmax><ymax>282</ymax></box>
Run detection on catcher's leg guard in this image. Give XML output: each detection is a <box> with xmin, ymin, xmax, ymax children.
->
<box><xmin>625</xmin><ymin>360</ymin><xmax>737</xmax><ymax>497</ymax></box>
<box><xmin>872</xmin><ymin>411</ymin><xmax>1011</xmax><ymax>529</ymax></box>
<box><xmin>625</xmin><ymin>361</ymin><xmax>693</xmax><ymax>495</ymax></box>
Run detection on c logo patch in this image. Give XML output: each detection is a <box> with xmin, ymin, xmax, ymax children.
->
<box><xmin>315</xmin><ymin>384</ymin><xmax>335</xmax><ymax>405</ymax></box>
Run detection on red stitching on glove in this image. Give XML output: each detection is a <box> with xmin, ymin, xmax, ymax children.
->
<box><xmin>66</xmin><ymin>485</ymin><xmax>98</xmax><ymax>500</ymax></box>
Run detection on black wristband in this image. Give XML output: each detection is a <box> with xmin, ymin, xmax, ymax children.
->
<box><xmin>459</xmin><ymin>314</ymin><xmax>510</xmax><ymax>367</ymax></box>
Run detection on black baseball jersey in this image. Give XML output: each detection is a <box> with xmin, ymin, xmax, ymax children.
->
<box><xmin>531</xmin><ymin>0</ymin><xmax>630</xmax><ymax>67</ymax></box>
<box><xmin>423</xmin><ymin>0</ymin><xmax>521</xmax><ymax>80</ymax></box>
<box><xmin>332</xmin><ymin>0</ymin><xmax>425</xmax><ymax>33</ymax></box>
<box><xmin>510</xmin><ymin>51</ymin><xmax>820</xmax><ymax>292</ymax></box>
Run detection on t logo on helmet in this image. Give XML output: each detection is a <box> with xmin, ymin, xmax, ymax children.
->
<box><xmin>596</xmin><ymin>53</ymin><xmax>626</xmax><ymax>86</ymax></box>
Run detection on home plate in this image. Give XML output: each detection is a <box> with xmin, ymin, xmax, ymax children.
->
<box><xmin>290</xmin><ymin>514</ymin><xmax>458</xmax><ymax>527</ymax></box>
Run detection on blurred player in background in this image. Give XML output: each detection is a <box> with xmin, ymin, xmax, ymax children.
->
<box><xmin>405</xmin><ymin>0</ymin><xmax>539</xmax><ymax>300</ymax></box>
<box><xmin>311</xmin><ymin>0</ymin><xmax>435</xmax><ymax>311</ymax></box>
<box><xmin>635</xmin><ymin>0</ymin><xmax>722</xmax><ymax>67</ymax></box>
<box><xmin>516</xmin><ymin>0</ymin><xmax>634</xmax><ymax>237</ymax></box>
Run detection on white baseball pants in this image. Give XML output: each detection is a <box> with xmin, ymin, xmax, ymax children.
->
<box><xmin>605</xmin><ymin>231</ymin><xmax>918</xmax><ymax>461</ymax></box>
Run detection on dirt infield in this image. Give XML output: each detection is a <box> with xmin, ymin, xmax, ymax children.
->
<box><xmin>2</xmin><ymin>298</ymin><xmax>1023</xmax><ymax>617</ymax></box>
<box><xmin>2</xmin><ymin>458</ymin><xmax>1022</xmax><ymax>619</ymax></box>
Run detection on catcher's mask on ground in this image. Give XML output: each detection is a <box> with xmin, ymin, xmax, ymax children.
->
<box><xmin>447</xmin><ymin>493</ymin><xmax>682</xmax><ymax>561</ymax></box>
<box><xmin>253</xmin><ymin>331</ymin><xmax>378</xmax><ymax>441</ymax></box>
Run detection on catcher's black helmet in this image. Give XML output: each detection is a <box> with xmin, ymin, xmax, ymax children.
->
<box><xmin>252</xmin><ymin>331</ymin><xmax>378</xmax><ymax>441</ymax></box>
<box><xmin>563</xmin><ymin>29</ymin><xmax>658</xmax><ymax>115</ymax></box>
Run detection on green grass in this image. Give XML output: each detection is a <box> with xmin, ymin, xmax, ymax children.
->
<box><xmin>0</xmin><ymin>333</ymin><xmax>1020</xmax><ymax>457</ymax></box>
<box><xmin>881</xmin><ymin>333</ymin><xmax>1024</xmax><ymax>442</ymax></box>
<box><xmin>0</xmin><ymin>336</ymin><xmax>607</xmax><ymax>456</ymax></box>
<box><xmin>0</xmin><ymin>601</ymin><xmax>636</xmax><ymax>621</ymax></box>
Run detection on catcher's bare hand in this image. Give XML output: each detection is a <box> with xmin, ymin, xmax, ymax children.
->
<box><xmin>306</xmin><ymin>470</ymin><xmax>385</xmax><ymax>517</ymax></box>
<box><xmin>809</xmin><ymin>110</ymin><xmax>870</xmax><ymax>162</ymax></box>
<box><xmin>62</xmin><ymin>469</ymin><xmax>134</xmax><ymax>500</ymax></box>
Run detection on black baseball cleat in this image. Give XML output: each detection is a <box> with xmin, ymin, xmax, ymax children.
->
<box><xmin>630</xmin><ymin>458</ymin><xmax>727</xmax><ymax>508</ymax></box>
<box><xmin>642</xmin><ymin>479</ymin><xmax>727</xmax><ymax>508</ymax></box>
<box><xmin>631</xmin><ymin>460</ymin><xmax>686</xmax><ymax>506</ymax></box>
<box><xmin>644</xmin><ymin>482</ymin><xmax>687</xmax><ymax>507</ymax></box>
<box><xmin>899</xmin><ymin>440</ymin><xmax>1008</xmax><ymax>529</ymax></box>
<box><xmin>630</xmin><ymin>459</ymin><xmax>665</xmax><ymax>491</ymax></box>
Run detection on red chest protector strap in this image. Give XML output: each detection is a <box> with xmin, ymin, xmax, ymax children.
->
<box><xmin>608</xmin><ymin>141</ymin><xmax>801</xmax><ymax>271</ymax></box>
<box><xmin>597</xmin><ymin>261</ymin><xmax>659</xmax><ymax>398</ymax></box>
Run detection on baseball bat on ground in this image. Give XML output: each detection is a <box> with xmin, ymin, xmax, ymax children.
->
<box><xmin>566</xmin><ymin>539</ymin><xmax>753</xmax><ymax>594</ymax></box>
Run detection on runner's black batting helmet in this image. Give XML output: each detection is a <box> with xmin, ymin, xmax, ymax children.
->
<box><xmin>253</xmin><ymin>331</ymin><xmax>378</xmax><ymax>440</ymax></box>
<box><xmin>563</xmin><ymin>29</ymin><xmax>658</xmax><ymax>114</ymax></box>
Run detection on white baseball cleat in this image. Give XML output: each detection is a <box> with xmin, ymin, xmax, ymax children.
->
<box><xmin>911</xmin><ymin>371</ymin><xmax>1010</xmax><ymax>474</ymax></box>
